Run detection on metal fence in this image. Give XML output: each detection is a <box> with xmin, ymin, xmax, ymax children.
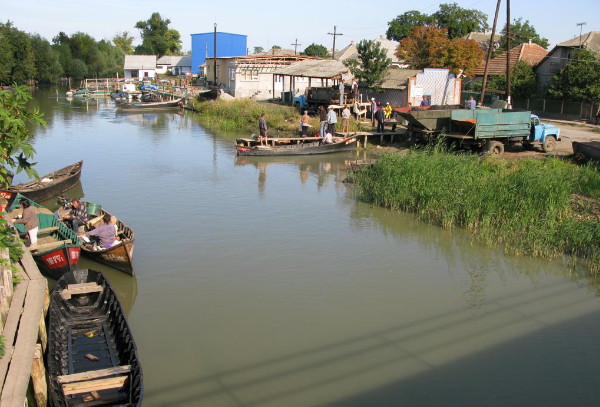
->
<box><xmin>512</xmin><ymin>98</ymin><xmax>599</xmax><ymax>122</ymax></box>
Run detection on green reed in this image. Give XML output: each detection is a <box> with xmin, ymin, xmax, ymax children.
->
<box><xmin>352</xmin><ymin>145</ymin><xmax>600</xmax><ymax>272</ymax></box>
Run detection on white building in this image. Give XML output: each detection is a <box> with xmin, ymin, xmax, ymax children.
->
<box><xmin>156</xmin><ymin>56</ymin><xmax>193</xmax><ymax>75</ymax></box>
<box><xmin>123</xmin><ymin>55</ymin><xmax>157</xmax><ymax>80</ymax></box>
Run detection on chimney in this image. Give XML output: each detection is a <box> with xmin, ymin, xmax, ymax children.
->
<box><xmin>528</xmin><ymin>39</ymin><xmax>532</xmax><ymax>45</ymax></box>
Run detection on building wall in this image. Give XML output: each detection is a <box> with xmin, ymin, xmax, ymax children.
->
<box><xmin>191</xmin><ymin>32</ymin><xmax>247</xmax><ymax>75</ymax></box>
<box><xmin>536</xmin><ymin>47</ymin><xmax>572</xmax><ymax>91</ymax></box>
<box><xmin>407</xmin><ymin>68</ymin><xmax>461</xmax><ymax>106</ymax></box>
<box><xmin>124</xmin><ymin>69</ymin><xmax>156</xmax><ymax>80</ymax></box>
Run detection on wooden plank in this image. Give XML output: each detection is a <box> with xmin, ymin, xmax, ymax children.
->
<box><xmin>31</xmin><ymin>344</ymin><xmax>47</xmax><ymax>407</ymax></box>
<box><xmin>62</xmin><ymin>376</ymin><xmax>127</xmax><ymax>395</ymax></box>
<box><xmin>18</xmin><ymin>244</ymin><xmax>44</xmax><ymax>281</ymax></box>
<box><xmin>0</xmin><ymin>280</ymin><xmax>29</xmax><ymax>388</ymax></box>
<box><xmin>0</xmin><ymin>279</ymin><xmax>47</xmax><ymax>407</ymax></box>
<box><xmin>29</xmin><ymin>239</ymin><xmax>72</xmax><ymax>252</ymax></box>
<box><xmin>19</xmin><ymin>226</ymin><xmax>59</xmax><ymax>237</ymax></box>
<box><xmin>57</xmin><ymin>365</ymin><xmax>131</xmax><ymax>384</ymax></box>
<box><xmin>60</xmin><ymin>283</ymin><xmax>103</xmax><ymax>300</ymax></box>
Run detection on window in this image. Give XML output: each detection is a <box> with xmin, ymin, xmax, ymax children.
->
<box><xmin>131</xmin><ymin>70</ymin><xmax>139</xmax><ymax>78</ymax></box>
<box><xmin>229</xmin><ymin>67</ymin><xmax>236</xmax><ymax>81</ymax></box>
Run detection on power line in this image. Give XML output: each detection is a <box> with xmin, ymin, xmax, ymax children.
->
<box><xmin>328</xmin><ymin>26</ymin><xmax>343</xmax><ymax>59</ymax></box>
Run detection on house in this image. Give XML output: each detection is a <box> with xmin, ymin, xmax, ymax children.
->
<box><xmin>191</xmin><ymin>32</ymin><xmax>247</xmax><ymax>75</ymax></box>
<box><xmin>536</xmin><ymin>31</ymin><xmax>600</xmax><ymax>89</ymax></box>
<box><xmin>358</xmin><ymin>67</ymin><xmax>422</xmax><ymax>106</ymax></box>
<box><xmin>204</xmin><ymin>55</ymin><xmax>318</xmax><ymax>99</ymax></box>
<box><xmin>335</xmin><ymin>36</ymin><xmax>403</xmax><ymax>66</ymax></box>
<box><xmin>473</xmin><ymin>41</ymin><xmax>548</xmax><ymax>77</ymax></box>
<box><xmin>123</xmin><ymin>55</ymin><xmax>157</xmax><ymax>79</ymax></box>
<box><xmin>464</xmin><ymin>31</ymin><xmax>502</xmax><ymax>51</ymax></box>
<box><xmin>156</xmin><ymin>56</ymin><xmax>192</xmax><ymax>76</ymax></box>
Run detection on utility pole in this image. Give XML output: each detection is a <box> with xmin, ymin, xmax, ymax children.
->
<box><xmin>506</xmin><ymin>0</ymin><xmax>511</xmax><ymax>106</ymax></box>
<box><xmin>328</xmin><ymin>26</ymin><xmax>343</xmax><ymax>59</ymax></box>
<box><xmin>291</xmin><ymin>39</ymin><xmax>302</xmax><ymax>55</ymax></box>
<box><xmin>213</xmin><ymin>23</ymin><xmax>217</xmax><ymax>86</ymax></box>
<box><xmin>480</xmin><ymin>0</ymin><xmax>502</xmax><ymax>106</ymax></box>
<box><xmin>576</xmin><ymin>22</ymin><xmax>587</xmax><ymax>48</ymax></box>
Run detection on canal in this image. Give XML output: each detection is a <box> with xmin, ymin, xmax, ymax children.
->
<box><xmin>19</xmin><ymin>88</ymin><xmax>600</xmax><ymax>406</ymax></box>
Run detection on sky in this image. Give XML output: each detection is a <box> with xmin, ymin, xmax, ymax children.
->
<box><xmin>2</xmin><ymin>0</ymin><xmax>599</xmax><ymax>52</ymax></box>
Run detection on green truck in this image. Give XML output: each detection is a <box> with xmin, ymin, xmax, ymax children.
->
<box><xmin>399</xmin><ymin>108</ymin><xmax>560</xmax><ymax>157</ymax></box>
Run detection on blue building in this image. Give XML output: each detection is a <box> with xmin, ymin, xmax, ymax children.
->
<box><xmin>191</xmin><ymin>32</ymin><xmax>247</xmax><ymax>75</ymax></box>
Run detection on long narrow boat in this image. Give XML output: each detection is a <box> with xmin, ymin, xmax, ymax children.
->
<box><xmin>235</xmin><ymin>135</ymin><xmax>358</xmax><ymax>156</ymax></box>
<box><xmin>48</xmin><ymin>269</ymin><xmax>143</xmax><ymax>406</ymax></box>
<box><xmin>117</xmin><ymin>98</ymin><xmax>183</xmax><ymax>110</ymax></box>
<box><xmin>8</xmin><ymin>194</ymin><xmax>81</xmax><ymax>279</ymax></box>
<box><xmin>5</xmin><ymin>160</ymin><xmax>83</xmax><ymax>203</ymax></box>
<box><xmin>572</xmin><ymin>140</ymin><xmax>600</xmax><ymax>162</ymax></box>
<box><xmin>80</xmin><ymin>204</ymin><xmax>135</xmax><ymax>275</ymax></box>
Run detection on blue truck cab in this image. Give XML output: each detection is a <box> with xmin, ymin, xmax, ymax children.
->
<box><xmin>528</xmin><ymin>115</ymin><xmax>560</xmax><ymax>152</ymax></box>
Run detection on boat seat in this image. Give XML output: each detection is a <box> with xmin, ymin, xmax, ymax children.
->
<box><xmin>29</xmin><ymin>239</ymin><xmax>72</xmax><ymax>252</ymax></box>
<box><xmin>58</xmin><ymin>365</ymin><xmax>131</xmax><ymax>395</ymax></box>
<box><xmin>60</xmin><ymin>283</ymin><xmax>103</xmax><ymax>300</ymax></box>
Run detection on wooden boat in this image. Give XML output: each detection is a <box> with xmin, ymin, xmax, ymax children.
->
<box><xmin>47</xmin><ymin>269</ymin><xmax>143</xmax><ymax>406</ymax></box>
<box><xmin>80</xmin><ymin>204</ymin><xmax>136</xmax><ymax>275</ymax></box>
<box><xmin>572</xmin><ymin>140</ymin><xmax>600</xmax><ymax>162</ymax></box>
<box><xmin>117</xmin><ymin>98</ymin><xmax>183</xmax><ymax>110</ymax></box>
<box><xmin>5</xmin><ymin>160</ymin><xmax>83</xmax><ymax>204</ymax></box>
<box><xmin>235</xmin><ymin>135</ymin><xmax>358</xmax><ymax>156</ymax></box>
<box><xmin>8</xmin><ymin>194</ymin><xmax>82</xmax><ymax>279</ymax></box>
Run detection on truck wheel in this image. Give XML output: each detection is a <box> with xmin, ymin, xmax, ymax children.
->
<box><xmin>542</xmin><ymin>136</ymin><xmax>557</xmax><ymax>153</ymax></box>
<box><xmin>484</xmin><ymin>140</ymin><xmax>504</xmax><ymax>157</ymax></box>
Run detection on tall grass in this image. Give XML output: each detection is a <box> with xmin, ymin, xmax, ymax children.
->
<box><xmin>189</xmin><ymin>99</ymin><xmax>363</xmax><ymax>136</ymax></box>
<box><xmin>352</xmin><ymin>145</ymin><xmax>600</xmax><ymax>272</ymax></box>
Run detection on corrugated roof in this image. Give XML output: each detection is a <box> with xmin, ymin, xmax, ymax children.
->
<box><xmin>464</xmin><ymin>31</ymin><xmax>501</xmax><ymax>48</ymax></box>
<box><xmin>335</xmin><ymin>36</ymin><xmax>400</xmax><ymax>62</ymax></box>
<box><xmin>156</xmin><ymin>55</ymin><xmax>191</xmax><ymax>66</ymax></box>
<box><xmin>272</xmin><ymin>59</ymin><xmax>348</xmax><ymax>78</ymax></box>
<box><xmin>473</xmin><ymin>42</ymin><xmax>548</xmax><ymax>76</ymax></box>
<box><xmin>380</xmin><ymin>67</ymin><xmax>422</xmax><ymax>89</ymax></box>
<box><xmin>124</xmin><ymin>55</ymin><xmax>157</xmax><ymax>69</ymax></box>
<box><xmin>557</xmin><ymin>31</ymin><xmax>600</xmax><ymax>54</ymax></box>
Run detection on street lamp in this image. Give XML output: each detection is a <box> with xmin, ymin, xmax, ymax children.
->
<box><xmin>576</xmin><ymin>22</ymin><xmax>587</xmax><ymax>48</ymax></box>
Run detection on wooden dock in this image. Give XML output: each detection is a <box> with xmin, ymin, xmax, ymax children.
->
<box><xmin>337</xmin><ymin>127</ymin><xmax>408</xmax><ymax>148</ymax></box>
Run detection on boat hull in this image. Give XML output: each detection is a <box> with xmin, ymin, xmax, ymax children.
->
<box><xmin>572</xmin><ymin>140</ymin><xmax>600</xmax><ymax>162</ymax></box>
<box><xmin>33</xmin><ymin>246</ymin><xmax>81</xmax><ymax>280</ymax></box>
<box><xmin>7</xmin><ymin>161</ymin><xmax>83</xmax><ymax>203</ymax></box>
<box><xmin>118</xmin><ymin>98</ymin><xmax>183</xmax><ymax>110</ymax></box>
<box><xmin>47</xmin><ymin>269</ymin><xmax>143</xmax><ymax>407</ymax></box>
<box><xmin>236</xmin><ymin>137</ymin><xmax>357</xmax><ymax>156</ymax></box>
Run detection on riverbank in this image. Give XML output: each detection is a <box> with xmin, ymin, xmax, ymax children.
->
<box><xmin>350</xmin><ymin>146</ymin><xmax>600</xmax><ymax>273</ymax></box>
<box><xmin>188</xmin><ymin>98</ymin><xmax>365</xmax><ymax>137</ymax></box>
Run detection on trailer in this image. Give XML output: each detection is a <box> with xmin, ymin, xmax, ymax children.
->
<box><xmin>398</xmin><ymin>108</ymin><xmax>560</xmax><ymax>157</ymax></box>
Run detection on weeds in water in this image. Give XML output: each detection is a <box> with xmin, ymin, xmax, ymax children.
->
<box><xmin>352</xmin><ymin>146</ymin><xmax>600</xmax><ymax>273</ymax></box>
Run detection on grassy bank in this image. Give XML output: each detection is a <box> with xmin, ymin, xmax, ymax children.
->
<box><xmin>350</xmin><ymin>146</ymin><xmax>600</xmax><ymax>273</ymax></box>
<box><xmin>188</xmin><ymin>98</ymin><xmax>364</xmax><ymax>136</ymax></box>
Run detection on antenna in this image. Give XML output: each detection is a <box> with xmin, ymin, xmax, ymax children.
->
<box><xmin>576</xmin><ymin>22</ymin><xmax>587</xmax><ymax>48</ymax></box>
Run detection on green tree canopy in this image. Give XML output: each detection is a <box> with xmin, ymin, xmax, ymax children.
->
<box><xmin>0</xmin><ymin>22</ymin><xmax>35</xmax><ymax>84</ymax></box>
<box><xmin>113</xmin><ymin>31</ymin><xmax>134</xmax><ymax>54</ymax></box>
<box><xmin>135</xmin><ymin>12</ymin><xmax>181</xmax><ymax>57</ymax></box>
<box><xmin>30</xmin><ymin>34</ymin><xmax>62</xmax><ymax>83</ymax></box>
<box><xmin>486</xmin><ymin>60</ymin><xmax>537</xmax><ymax>99</ymax></box>
<box><xmin>253</xmin><ymin>46</ymin><xmax>264</xmax><ymax>54</ymax></box>
<box><xmin>547</xmin><ymin>48</ymin><xmax>600</xmax><ymax>101</ymax></box>
<box><xmin>432</xmin><ymin>3</ymin><xmax>489</xmax><ymax>39</ymax></box>
<box><xmin>386</xmin><ymin>11</ymin><xmax>435</xmax><ymax>41</ymax></box>
<box><xmin>302</xmin><ymin>43</ymin><xmax>329</xmax><ymax>58</ymax></box>
<box><xmin>500</xmin><ymin>18</ymin><xmax>549</xmax><ymax>50</ymax></box>
<box><xmin>344</xmin><ymin>40</ymin><xmax>391</xmax><ymax>91</ymax></box>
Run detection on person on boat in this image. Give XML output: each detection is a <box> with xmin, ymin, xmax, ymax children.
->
<box><xmin>61</xmin><ymin>198</ymin><xmax>87</xmax><ymax>233</ymax></box>
<box><xmin>341</xmin><ymin>105</ymin><xmax>351</xmax><ymax>134</ymax></box>
<box><xmin>300</xmin><ymin>111</ymin><xmax>311</xmax><ymax>137</ymax></box>
<box><xmin>80</xmin><ymin>213</ymin><xmax>117</xmax><ymax>249</ymax></box>
<box><xmin>318</xmin><ymin>105</ymin><xmax>328</xmax><ymax>138</ymax></box>
<box><xmin>258</xmin><ymin>113</ymin><xmax>268</xmax><ymax>145</ymax></box>
<box><xmin>10</xmin><ymin>199</ymin><xmax>39</xmax><ymax>249</ymax></box>
<box><xmin>327</xmin><ymin>105</ymin><xmax>337</xmax><ymax>136</ymax></box>
<box><xmin>322</xmin><ymin>132</ymin><xmax>334</xmax><ymax>144</ymax></box>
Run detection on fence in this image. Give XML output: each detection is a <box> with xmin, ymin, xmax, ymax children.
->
<box><xmin>512</xmin><ymin>98</ymin><xmax>599</xmax><ymax>122</ymax></box>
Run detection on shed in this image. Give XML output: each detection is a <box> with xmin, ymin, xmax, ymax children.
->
<box><xmin>156</xmin><ymin>56</ymin><xmax>192</xmax><ymax>75</ymax></box>
<box><xmin>123</xmin><ymin>55</ymin><xmax>157</xmax><ymax>79</ymax></box>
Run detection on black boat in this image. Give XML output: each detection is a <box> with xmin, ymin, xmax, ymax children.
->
<box><xmin>572</xmin><ymin>140</ymin><xmax>600</xmax><ymax>162</ymax></box>
<box><xmin>235</xmin><ymin>135</ymin><xmax>358</xmax><ymax>156</ymax></box>
<box><xmin>5</xmin><ymin>161</ymin><xmax>83</xmax><ymax>203</ymax></box>
<box><xmin>47</xmin><ymin>269</ymin><xmax>143</xmax><ymax>406</ymax></box>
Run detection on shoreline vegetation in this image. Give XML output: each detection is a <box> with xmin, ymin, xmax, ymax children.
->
<box><xmin>188</xmin><ymin>99</ymin><xmax>364</xmax><ymax>137</ymax></box>
<box><xmin>349</xmin><ymin>146</ymin><xmax>600</xmax><ymax>274</ymax></box>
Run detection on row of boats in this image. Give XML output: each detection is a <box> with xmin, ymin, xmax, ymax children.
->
<box><xmin>2</xmin><ymin>161</ymin><xmax>143</xmax><ymax>406</ymax></box>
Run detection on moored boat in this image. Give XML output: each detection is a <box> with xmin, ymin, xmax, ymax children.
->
<box><xmin>4</xmin><ymin>160</ymin><xmax>83</xmax><ymax>204</ymax></box>
<box><xmin>117</xmin><ymin>98</ymin><xmax>183</xmax><ymax>110</ymax></box>
<box><xmin>572</xmin><ymin>140</ymin><xmax>600</xmax><ymax>162</ymax></box>
<box><xmin>235</xmin><ymin>135</ymin><xmax>358</xmax><ymax>156</ymax></box>
<box><xmin>79</xmin><ymin>204</ymin><xmax>135</xmax><ymax>275</ymax></box>
<box><xmin>8</xmin><ymin>194</ymin><xmax>81</xmax><ymax>279</ymax></box>
<box><xmin>47</xmin><ymin>268</ymin><xmax>143</xmax><ymax>406</ymax></box>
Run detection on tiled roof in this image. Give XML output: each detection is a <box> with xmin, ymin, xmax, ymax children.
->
<box><xmin>473</xmin><ymin>42</ymin><xmax>548</xmax><ymax>76</ymax></box>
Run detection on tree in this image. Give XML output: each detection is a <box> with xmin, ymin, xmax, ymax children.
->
<box><xmin>253</xmin><ymin>46</ymin><xmax>264</xmax><ymax>54</ymax></box>
<box><xmin>432</xmin><ymin>3</ymin><xmax>489</xmax><ymax>39</ymax></box>
<box><xmin>302</xmin><ymin>43</ymin><xmax>329</xmax><ymax>58</ymax></box>
<box><xmin>386</xmin><ymin>11</ymin><xmax>435</xmax><ymax>41</ymax></box>
<box><xmin>500</xmin><ymin>18</ymin><xmax>549</xmax><ymax>50</ymax></box>
<box><xmin>343</xmin><ymin>40</ymin><xmax>391</xmax><ymax>90</ymax></box>
<box><xmin>0</xmin><ymin>85</ymin><xmax>43</xmax><ymax>187</ymax></box>
<box><xmin>30</xmin><ymin>34</ymin><xmax>62</xmax><ymax>83</ymax></box>
<box><xmin>113</xmin><ymin>31</ymin><xmax>134</xmax><ymax>54</ymax></box>
<box><xmin>134</xmin><ymin>12</ymin><xmax>181</xmax><ymax>57</ymax></box>
<box><xmin>396</xmin><ymin>26</ymin><xmax>483</xmax><ymax>77</ymax></box>
<box><xmin>547</xmin><ymin>48</ymin><xmax>600</xmax><ymax>101</ymax></box>
<box><xmin>0</xmin><ymin>22</ymin><xmax>35</xmax><ymax>84</ymax></box>
<box><xmin>486</xmin><ymin>60</ymin><xmax>537</xmax><ymax>98</ymax></box>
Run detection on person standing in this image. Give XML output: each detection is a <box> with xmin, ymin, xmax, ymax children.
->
<box><xmin>327</xmin><ymin>105</ymin><xmax>337</xmax><ymax>135</ymax></box>
<box><xmin>351</xmin><ymin>80</ymin><xmax>358</xmax><ymax>100</ymax></box>
<box><xmin>11</xmin><ymin>199</ymin><xmax>39</xmax><ymax>249</ymax></box>
<box><xmin>420</xmin><ymin>95</ymin><xmax>431</xmax><ymax>107</ymax></box>
<box><xmin>375</xmin><ymin>102</ymin><xmax>385</xmax><ymax>133</ymax></box>
<box><xmin>341</xmin><ymin>105</ymin><xmax>351</xmax><ymax>134</ymax></box>
<box><xmin>370</xmin><ymin>98</ymin><xmax>377</xmax><ymax>126</ymax></box>
<box><xmin>300</xmin><ymin>110</ymin><xmax>310</xmax><ymax>137</ymax></box>
<box><xmin>465</xmin><ymin>96</ymin><xmax>476</xmax><ymax>110</ymax></box>
<box><xmin>318</xmin><ymin>105</ymin><xmax>328</xmax><ymax>137</ymax></box>
<box><xmin>339</xmin><ymin>79</ymin><xmax>345</xmax><ymax>105</ymax></box>
<box><xmin>258</xmin><ymin>113</ymin><xmax>268</xmax><ymax>145</ymax></box>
